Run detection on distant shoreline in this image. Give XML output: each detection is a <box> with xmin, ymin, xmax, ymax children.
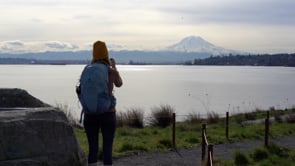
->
<box><xmin>1</xmin><ymin>53</ymin><xmax>295</xmax><ymax>66</ymax></box>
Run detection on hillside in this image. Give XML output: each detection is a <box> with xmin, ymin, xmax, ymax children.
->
<box><xmin>1</xmin><ymin>36</ymin><xmax>294</xmax><ymax>65</ymax></box>
<box><xmin>0</xmin><ymin>36</ymin><xmax>240</xmax><ymax>64</ymax></box>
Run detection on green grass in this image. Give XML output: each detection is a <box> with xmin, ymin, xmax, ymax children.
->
<box><xmin>233</xmin><ymin>151</ymin><xmax>250</xmax><ymax>166</ymax></box>
<box><xmin>215</xmin><ymin>143</ymin><xmax>295</xmax><ymax>166</ymax></box>
<box><xmin>74</xmin><ymin>108</ymin><xmax>295</xmax><ymax>159</ymax></box>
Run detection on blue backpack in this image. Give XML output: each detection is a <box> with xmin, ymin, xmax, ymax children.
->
<box><xmin>77</xmin><ymin>63</ymin><xmax>112</xmax><ymax>119</ymax></box>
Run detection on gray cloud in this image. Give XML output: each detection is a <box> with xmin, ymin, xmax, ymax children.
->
<box><xmin>0</xmin><ymin>41</ymin><xmax>82</xmax><ymax>53</ymax></box>
<box><xmin>0</xmin><ymin>41</ymin><xmax>25</xmax><ymax>53</ymax></box>
<box><xmin>2</xmin><ymin>41</ymin><xmax>24</xmax><ymax>46</ymax></box>
<box><xmin>0</xmin><ymin>0</ymin><xmax>65</xmax><ymax>7</ymax></box>
<box><xmin>45</xmin><ymin>41</ymin><xmax>78</xmax><ymax>50</ymax></box>
<box><xmin>1</xmin><ymin>0</ymin><xmax>295</xmax><ymax>53</ymax></box>
<box><xmin>107</xmin><ymin>43</ymin><xmax>129</xmax><ymax>51</ymax></box>
<box><xmin>158</xmin><ymin>0</ymin><xmax>295</xmax><ymax>25</ymax></box>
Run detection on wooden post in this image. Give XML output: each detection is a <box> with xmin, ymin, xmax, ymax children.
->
<box><xmin>264</xmin><ymin>111</ymin><xmax>270</xmax><ymax>147</ymax></box>
<box><xmin>264</xmin><ymin>118</ymin><xmax>269</xmax><ymax>147</ymax></box>
<box><xmin>207</xmin><ymin>144</ymin><xmax>214</xmax><ymax>166</ymax></box>
<box><xmin>226</xmin><ymin>112</ymin><xmax>229</xmax><ymax>140</ymax></box>
<box><xmin>201</xmin><ymin>124</ymin><xmax>206</xmax><ymax>161</ymax></box>
<box><xmin>172</xmin><ymin>113</ymin><xmax>176</xmax><ymax>147</ymax></box>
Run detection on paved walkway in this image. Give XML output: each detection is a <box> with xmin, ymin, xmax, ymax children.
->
<box><xmin>112</xmin><ymin>136</ymin><xmax>295</xmax><ymax>166</ymax></box>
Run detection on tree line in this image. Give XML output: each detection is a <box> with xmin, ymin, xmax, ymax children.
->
<box><xmin>192</xmin><ymin>53</ymin><xmax>295</xmax><ymax>67</ymax></box>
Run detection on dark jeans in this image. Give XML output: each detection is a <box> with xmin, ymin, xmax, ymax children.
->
<box><xmin>83</xmin><ymin>112</ymin><xmax>116</xmax><ymax>165</ymax></box>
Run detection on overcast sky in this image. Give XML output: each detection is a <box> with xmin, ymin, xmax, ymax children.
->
<box><xmin>1</xmin><ymin>0</ymin><xmax>295</xmax><ymax>53</ymax></box>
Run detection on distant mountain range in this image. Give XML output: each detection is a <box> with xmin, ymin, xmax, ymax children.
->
<box><xmin>0</xmin><ymin>36</ymin><xmax>244</xmax><ymax>64</ymax></box>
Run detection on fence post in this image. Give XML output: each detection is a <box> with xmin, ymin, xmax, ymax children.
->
<box><xmin>207</xmin><ymin>144</ymin><xmax>214</xmax><ymax>166</ymax></box>
<box><xmin>264</xmin><ymin>111</ymin><xmax>270</xmax><ymax>147</ymax></box>
<box><xmin>226</xmin><ymin>112</ymin><xmax>229</xmax><ymax>140</ymax></box>
<box><xmin>172</xmin><ymin>113</ymin><xmax>176</xmax><ymax>147</ymax></box>
<box><xmin>201</xmin><ymin>123</ymin><xmax>206</xmax><ymax>161</ymax></box>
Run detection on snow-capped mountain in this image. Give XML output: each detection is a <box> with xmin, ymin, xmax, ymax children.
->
<box><xmin>165</xmin><ymin>36</ymin><xmax>241</xmax><ymax>55</ymax></box>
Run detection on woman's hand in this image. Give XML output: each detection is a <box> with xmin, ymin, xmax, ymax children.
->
<box><xmin>110</xmin><ymin>58</ymin><xmax>116</xmax><ymax>69</ymax></box>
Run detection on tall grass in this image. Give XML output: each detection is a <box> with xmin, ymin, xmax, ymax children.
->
<box><xmin>273</xmin><ymin>110</ymin><xmax>283</xmax><ymax>123</ymax></box>
<box><xmin>286</xmin><ymin>114</ymin><xmax>295</xmax><ymax>123</ymax></box>
<box><xmin>55</xmin><ymin>103</ymin><xmax>81</xmax><ymax>128</ymax></box>
<box><xmin>185</xmin><ymin>112</ymin><xmax>203</xmax><ymax>123</ymax></box>
<box><xmin>206</xmin><ymin>111</ymin><xmax>219</xmax><ymax>124</ymax></box>
<box><xmin>148</xmin><ymin>104</ymin><xmax>174</xmax><ymax>127</ymax></box>
<box><xmin>116</xmin><ymin>108</ymin><xmax>144</xmax><ymax>128</ymax></box>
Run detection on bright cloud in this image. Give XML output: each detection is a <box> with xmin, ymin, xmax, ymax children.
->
<box><xmin>0</xmin><ymin>40</ymin><xmax>90</xmax><ymax>53</ymax></box>
<box><xmin>0</xmin><ymin>0</ymin><xmax>295</xmax><ymax>53</ymax></box>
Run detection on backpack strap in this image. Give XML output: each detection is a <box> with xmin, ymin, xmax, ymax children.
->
<box><xmin>79</xmin><ymin>109</ymin><xmax>84</xmax><ymax>124</ymax></box>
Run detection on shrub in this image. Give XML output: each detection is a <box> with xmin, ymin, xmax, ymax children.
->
<box><xmin>269</xmin><ymin>106</ymin><xmax>276</xmax><ymax>112</ymax></box>
<box><xmin>267</xmin><ymin>143</ymin><xmax>288</xmax><ymax>157</ymax></box>
<box><xmin>148</xmin><ymin>104</ymin><xmax>174</xmax><ymax>127</ymax></box>
<box><xmin>286</xmin><ymin>114</ymin><xmax>295</xmax><ymax>123</ymax></box>
<box><xmin>207</xmin><ymin>111</ymin><xmax>219</xmax><ymax>124</ymax></box>
<box><xmin>185</xmin><ymin>112</ymin><xmax>203</xmax><ymax>123</ymax></box>
<box><xmin>234</xmin><ymin>113</ymin><xmax>245</xmax><ymax>124</ymax></box>
<box><xmin>116</xmin><ymin>111</ymin><xmax>126</xmax><ymax>127</ymax></box>
<box><xmin>158</xmin><ymin>138</ymin><xmax>173</xmax><ymax>148</ymax></box>
<box><xmin>234</xmin><ymin>151</ymin><xmax>250</xmax><ymax>166</ymax></box>
<box><xmin>251</xmin><ymin>147</ymin><xmax>269</xmax><ymax>161</ymax></box>
<box><xmin>125</xmin><ymin>108</ymin><xmax>144</xmax><ymax>128</ymax></box>
<box><xmin>244</xmin><ymin>112</ymin><xmax>256</xmax><ymax>120</ymax></box>
<box><xmin>289</xmin><ymin>149</ymin><xmax>295</xmax><ymax>161</ymax></box>
<box><xmin>116</xmin><ymin>108</ymin><xmax>144</xmax><ymax>128</ymax></box>
<box><xmin>273</xmin><ymin>111</ymin><xmax>283</xmax><ymax>123</ymax></box>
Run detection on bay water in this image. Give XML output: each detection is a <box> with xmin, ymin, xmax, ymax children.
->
<box><xmin>1</xmin><ymin>65</ymin><xmax>294</xmax><ymax>121</ymax></box>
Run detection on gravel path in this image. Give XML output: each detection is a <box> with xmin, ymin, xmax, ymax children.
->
<box><xmin>112</xmin><ymin>136</ymin><xmax>295</xmax><ymax>166</ymax></box>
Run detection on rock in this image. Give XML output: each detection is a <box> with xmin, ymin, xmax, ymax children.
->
<box><xmin>0</xmin><ymin>107</ymin><xmax>87</xmax><ymax>166</ymax></box>
<box><xmin>0</xmin><ymin>88</ymin><xmax>50</xmax><ymax>107</ymax></box>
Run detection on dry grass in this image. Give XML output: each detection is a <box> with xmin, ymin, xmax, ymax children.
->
<box><xmin>148</xmin><ymin>104</ymin><xmax>174</xmax><ymax>127</ymax></box>
<box><xmin>55</xmin><ymin>103</ymin><xmax>82</xmax><ymax>128</ymax></box>
<box><xmin>117</xmin><ymin>108</ymin><xmax>144</xmax><ymax>128</ymax></box>
<box><xmin>185</xmin><ymin>112</ymin><xmax>203</xmax><ymax>123</ymax></box>
<box><xmin>285</xmin><ymin>114</ymin><xmax>295</xmax><ymax>123</ymax></box>
<box><xmin>206</xmin><ymin>111</ymin><xmax>220</xmax><ymax>124</ymax></box>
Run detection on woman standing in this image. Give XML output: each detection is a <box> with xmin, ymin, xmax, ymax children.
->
<box><xmin>83</xmin><ymin>40</ymin><xmax>123</xmax><ymax>166</ymax></box>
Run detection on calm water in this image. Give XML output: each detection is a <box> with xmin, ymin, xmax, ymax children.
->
<box><xmin>1</xmin><ymin>65</ymin><xmax>295</xmax><ymax>120</ymax></box>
